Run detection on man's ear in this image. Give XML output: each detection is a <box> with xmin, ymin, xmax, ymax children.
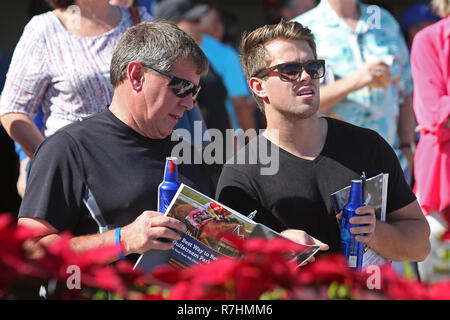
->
<box><xmin>248</xmin><ymin>77</ymin><xmax>267</xmax><ymax>100</ymax></box>
<box><xmin>127</xmin><ymin>61</ymin><xmax>145</xmax><ymax>92</ymax></box>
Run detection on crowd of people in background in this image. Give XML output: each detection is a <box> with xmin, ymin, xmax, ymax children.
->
<box><xmin>0</xmin><ymin>0</ymin><xmax>448</xmax><ymax>286</ymax></box>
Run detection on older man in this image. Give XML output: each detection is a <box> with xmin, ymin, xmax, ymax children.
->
<box><xmin>18</xmin><ymin>21</ymin><xmax>212</xmax><ymax>261</ymax></box>
<box><xmin>216</xmin><ymin>20</ymin><xmax>430</xmax><ymax>262</ymax></box>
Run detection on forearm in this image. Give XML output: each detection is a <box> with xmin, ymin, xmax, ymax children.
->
<box><xmin>319</xmin><ymin>73</ymin><xmax>359</xmax><ymax>114</ymax></box>
<box><xmin>368</xmin><ymin>218</ymin><xmax>430</xmax><ymax>262</ymax></box>
<box><xmin>1</xmin><ymin>112</ymin><xmax>45</xmax><ymax>158</ymax></box>
<box><xmin>36</xmin><ymin>230</ymin><xmax>120</xmax><ymax>264</ymax></box>
<box><xmin>231</xmin><ymin>96</ymin><xmax>257</xmax><ymax>132</ymax></box>
<box><xmin>397</xmin><ymin>94</ymin><xmax>416</xmax><ymax>146</ymax></box>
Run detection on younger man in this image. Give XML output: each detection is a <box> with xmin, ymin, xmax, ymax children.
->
<box><xmin>216</xmin><ymin>20</ymin><xmax>430</xmax><ymax>261</ymax></box>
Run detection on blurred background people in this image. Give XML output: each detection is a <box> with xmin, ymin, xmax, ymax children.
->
<box><xmin>196</xmin><ymin>4</ymin><xmax>263</xmax><ymax>130</ymax></box>
<box><xmin>411</xmin><ymin>0</ymin><xmax>449</xmax><ymax>284</ymax></box>
<box><xmin>0</xmin><ymin>0</ymin><xmax>151</xmax><ymax>198</ymax></box>
<box><xmin>0</xmin><ymin>121</ymin><xmax>21</xmax><ymax>215</ymax></box>
<box><xmin>280</xmin><ymin>0</ymin><xmax>317</xmax><ymax>20</ymax></box>
<box><xmin>195</xmin><ymin>4</ymin><xmax>260</xmax><ymax>133</ymax></box>
<box><xmin>264</xmin><ymin>0</ymin><xmax>317</xmax><ymax>23</ymax></box>
<box><xmin>154</xmin><ymin>0</ymin><xmax>258</xmax><ymax>187</ymax></box>
<box><xmin>196</xmin><ymin>4</ymin><xmax>224</xmax><ymax>42</ymax></box>
<box><xmin>401</xmin><ymin>1</ymin><xmax>440</xmax><ymax>50</ymax></box>
<box><xmin>0</xmin><ymin>47</ymin><xmax>20</xmax><ymax>215</ymax></box>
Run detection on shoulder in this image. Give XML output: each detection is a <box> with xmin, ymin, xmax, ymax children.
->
<box><xmin>33</xmin><ymin>129</ymin><xmax>83</xmax><ymax>167</ymax></box>
<box><xmin>21</xmin><ymin>12</ymin><xmax>57</xmax><ymax>40</ymax></box>
<box><xmin>326</xmin><ymin>117</ymin><xmax>381</xmax><ymax>141</ymax></box>
<box><xmin>201</xmin><ymin>35</ymin><xmax>226</xmax><ymax>59</ymax></box>
<box><xmin>43</xmin><ymin>111</ymin><xmax>107</xmax><ymax>147</ymax></box>
<box><xmin>217</xmin><ymin>139</ymin><xmax>259</xmax><ymax>198</ymax></box>
<box><xmin>325</xmin><ymin>117</ymin><xmax>388</xmax><ymax>156</ymax></box>
<box><xmin>223</xmin><ymin>134</ymin><xmax>274</xmax><ymax>173</ymax></box>
<box><xmin>201</xmin><ymin>34</ymin><xmax>220</xmax><ymax>49</ymax></box>
<box><xmin>202</xmin><ymin>35</ymin><xmax>236</xmax><ymax>59</ymax></box>
<box><xmin>292</xmin><ymin>3</ymin><xmax>323</xmax><ymax>25</ymax></box>
<box><xmin>414</xmin><ymin>18</ymin><xmax>448</xmax><ymax>47</ymax></box>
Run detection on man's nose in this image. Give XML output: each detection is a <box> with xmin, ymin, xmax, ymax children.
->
<box><xmin>298</xmin><ymin>67</ymin><xmax>312</xmax><ymax>82</ymax></box>
<box><xmin>179</xmin><ymin>95</ymin><xmax>195</xmax><ymax>110</ymax></box>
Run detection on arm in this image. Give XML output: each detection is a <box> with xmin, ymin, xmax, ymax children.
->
<box><xmin>411</xmin><ymin>29</ymin><xmax>450</xmax><ymax>143</ymax></box>
<box><xmin>218</xmin><ymin>46</ymin><xmax>257</xmax><ymax>131</ymax></box>
<box><xmin>397</xmin><ymin>93</ymin><xmax>416</xmax><ymax>169</ymax></box>
<box><xmin>351</xmin><ymin>200</ymin><xmax>430</xmax><ymax>261</ymax></box>
<box><xmin>230</xmin><ymin>96</ymin><xmax>257</xmax><ymax>132</ymax></box>
<box><xmin>19</xmin><ymin>210</ymin><xmax>187</xmax><ymax>263</ymax></box>
<box><xmin>0</xmin><ymin>19</ymin><xmax>49</xmax><ymax>155</ymax></box>
<box><xmin>1</xmin><ymin>113</ymin><xmax>45</xmax><ymax>158</ymax></box>
<box><xmin>319</xmin><ymin>61</ymin><xmax>391</xmax><ymax>114</ymax></box>
<box><xmin>17</xmin><ymin>157</ymin><xmax>30</xmax><ymax>198</ymax></box>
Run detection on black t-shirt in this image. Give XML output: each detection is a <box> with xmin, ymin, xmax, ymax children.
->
<box><xmin>19</xmin><ymin>108</ymin><xmax>213</xmax><ymax>236</ymax></box>
<box><xmin>216</xmin><ymin>117</ymin><xmax>416</xmax><ymax>253</ymax></box>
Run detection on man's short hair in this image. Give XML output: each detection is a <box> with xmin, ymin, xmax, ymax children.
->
<box><xmin>240</xmin><ymin>20</ymin><xmax>317</xmax><ymax>111</ymax></box>
<box><xmin>110</xmin><ymin>21</ymin><xmax>209</xmax><ymax>87</ymax></box>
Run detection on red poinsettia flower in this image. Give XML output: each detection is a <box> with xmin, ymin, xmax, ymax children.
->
<box><xmin>368</xmin><ymin>264</ymin><xmax>428</xmax><ymax>300</ymax></box>
<box><xmin>441</xmin><ymin>230</ymin><xmax>450</xmax><ymax>242</ymax></box>
<box><xmin>427</xmin><ymin>281</ymin><xmax>450</xmax><ymax>300</ymax></box>
<box><xmin>0</xmin><ymin>214</ymin><xmax>46</xmax><ymax>280</ymax></box>
<box><xmin>297</xmin><ymin>254</ymin><xmax>356</xmax><ymax>285</ymax></box>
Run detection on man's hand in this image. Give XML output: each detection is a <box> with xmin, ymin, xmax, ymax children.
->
<box><xmin>121</xmin><ymin>210</ymin><xmax>187</xmax><ymax>255</ymax></box>
<box><xmin>319</xmin><ymin>60</ymin><xmax>392</xmax><ymax>114</ymax></box>
<box><xmin>349</xmin><ymin>205</ymin><xmax>377</xmax><ymax>245</ymax></box>
<box><xmin>281</xmin><ymin>229</ymin><xmax>329</xmax><ymax>264</ymax></box>
<box><xmin>337</xmin><ymin>205</ymin><xmax>377</xmax><ymax>245</ymax></box>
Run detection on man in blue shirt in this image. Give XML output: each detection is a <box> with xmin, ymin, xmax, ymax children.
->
<box><xmin>154</xmin><ymin>0</ymin><xmax>258</xmax><ymax>134</ymax></box>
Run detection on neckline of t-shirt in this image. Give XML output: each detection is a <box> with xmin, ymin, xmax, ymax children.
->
<box><xmin>261</xmin><ymin>117</ymin><xmax>332</xmax><ymax>166</ymax></box>
<box><xmin>49</xmin><ymin>6</ymin><xmax>127</xmax><ymax>40</ymax></box>
<box><xmin>103</xmin><ymin>107</ymin><xmax>171</xmax><ymax>146</ymax></box>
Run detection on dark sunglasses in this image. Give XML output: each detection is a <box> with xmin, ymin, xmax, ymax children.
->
<box><xmin>253</xmin><ymin>59</ymin><xmax>325</xmax><ymax>81</ymax></box>
<box><xmin>141</xmin><ymin>64</ymin><xmax>201</xmax><ymax>98</ymax></box>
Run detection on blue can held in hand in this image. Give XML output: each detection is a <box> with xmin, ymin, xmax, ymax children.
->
<box><xmin>158</xmin><ymin>157</ymin><xmax>181</xmax><ymax>213</ymax></box>
<box><xmin>340</xmin><ymin>180</ymin><xmax>365</xmax><ymax>270</ymax></box>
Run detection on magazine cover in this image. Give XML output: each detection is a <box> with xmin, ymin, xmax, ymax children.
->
<box><xmin>135</xmin><ymin>184</ymin><xmax>321</xmax><ymax>272</ymax></box>
<box><xmin>330</xmin><ymin>173</ymin><xmax>389</xmax><ymax>267</ymax></box>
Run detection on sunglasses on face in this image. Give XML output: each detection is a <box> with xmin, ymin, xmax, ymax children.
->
<box><xmin>141</xmin><ymin>64</ymin><xmax>201</xmax><ymax>98</ymax></box>
<box><xmin>253</xmin><ymin>59</ymin><xmax>325</xmax><ymax>81</ymax></box>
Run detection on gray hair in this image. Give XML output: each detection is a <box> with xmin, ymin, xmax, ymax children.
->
<box><xmin>110</xmin><ymin>20</ymin><xmax>209</xmax><ymax>87</ymax></box>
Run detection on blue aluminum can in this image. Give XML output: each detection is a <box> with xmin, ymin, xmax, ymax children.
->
<box><xmin>340</xmin><ymin>180</ymin><xmax>364</xmax><ymax>270</ymax></box>
<box><xmin>158</xmin><ymin>157</ymin><xmax>181</xmax><ymax>213</ymax></box>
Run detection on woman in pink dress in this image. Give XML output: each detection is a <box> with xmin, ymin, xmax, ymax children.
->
<box><xmin>410</xmin><ymin>0</ymin><xmax>450</xmax><ymax>283</ymax></box>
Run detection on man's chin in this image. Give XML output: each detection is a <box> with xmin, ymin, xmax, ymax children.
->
<box><xmin>284</xmin><ymin>105</ymin><xmax>318</xmax><ymax>120</ymax></box>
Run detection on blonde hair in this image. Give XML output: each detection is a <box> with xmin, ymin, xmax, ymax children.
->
<box><xmin>240</xmin><ymin>20</ymin><xmax>317</xmax><ymax>111</ymax></box>
<box><xmin>431</xmin><ymin>0</ymin><xmax>450</xmax><ymax>18</ymax></box>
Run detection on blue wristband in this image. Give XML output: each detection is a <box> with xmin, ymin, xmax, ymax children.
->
<box><xmin>115</xmin><ymin>227</ymin><xmax>126</xmax><ymax>260</ymax></box>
